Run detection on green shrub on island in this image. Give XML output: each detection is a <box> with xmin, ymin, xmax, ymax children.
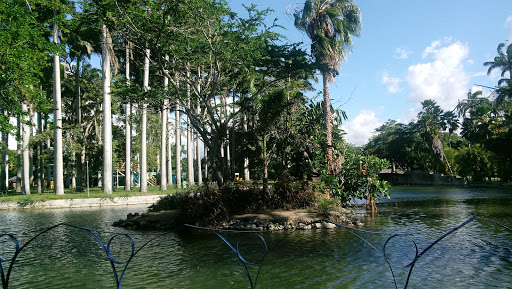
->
<box><xmin>314</xmin><ymin>143</ymin><xmax>391</xmax><ymax>209</ymax></box>
<box><xmin>149</xmin><ymin>178</ymin><xmax>316</xmax><ymax>226</ymax></box>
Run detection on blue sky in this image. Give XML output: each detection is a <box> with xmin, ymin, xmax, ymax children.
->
<box><xmin>229</xmin><ymin>0</ymin><xmax>512</xmax><ymax>146</ymax></box>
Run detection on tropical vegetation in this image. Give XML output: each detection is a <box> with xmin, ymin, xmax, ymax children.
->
<box><xmin>5</xmin><ymin>1</ymin><xmax>510</xmax><ymax>220</ymax></box>
<box><xmin>366</xmin><ymin>42</ymin><xmax>512</xmax><ymax>182</ymax></box>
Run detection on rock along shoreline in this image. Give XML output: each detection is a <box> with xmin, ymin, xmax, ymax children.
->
<box><xmin>113</xmin><ymin>209</ymin><xmax>364</xmax><ymax>231</ymax></box>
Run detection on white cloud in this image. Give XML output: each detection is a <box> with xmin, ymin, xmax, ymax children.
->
<box><xmin>471</xmin><ymin>71</ymin><xmax>487</xmax><ymax>77</ymax></box>
<box><xmin>407</xmin><ymin>40</ymin><xmax>470</xmax><ymax>111</ymax></box>
<box><xmin>342</xmin><ymin>110</ymin><xmax>383</xmax><ymax>146</ymax></box>
<box><xmin>422</xmin><ymin>40</ymin><xmax>441</xmax><ymax>58</ymax></box>
<box><xmin>397</xmin><ymin>107</ymin><xmax>419</xmax><ymax>124</ymax></box>
<box><xmin>394</xmin><ymin>47</ymin><xmax>411</xmax><ymax>59</ymax></box>
<box><xmin>381</xmin><ymin>72</ymin><xmax>402</xmax><ymax>94</ymax></box>
<box><xmin>470</xmin><ymin>85</ymin><xmax>483</xmax><ymax>94</ymax></box>
<box><xmin>487</xmin><ymin>66</ymin><xmax>503</xmax><ymax>83</ymax></box>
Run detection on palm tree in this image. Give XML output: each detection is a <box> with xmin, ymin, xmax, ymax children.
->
<box><xmin>101</xmin><ymin>24</ymin><xmax>113</xmax><ymax>194</ymax></box>
<box><xmin>67</xmin><ymin>19</ymin><xmax>95</xmax><ymax>191</ymax></box>
<box><xmin>21</xmin><ymin>102</ymin><xmax>31</xmax><ymax>195</ymax></box>
<box><xmin>140</xmin><ymin>48</ymin><xmax>150</xmax><ymax>193</ymax></box>
<box><xmin>484</xmin><ymin>43</ymin><xmax>512</xmax><ymax>87</ymax></box>
<box><xmin>175</xmin><ymin>101</ymin><xmax>182</xmax><ymax>188</ymax></box>
<box><xmin>160</xmin><ymin>70</ymin><xmax>168</xmax><ymax>191</ymax></box>
<box><xmin>484</xmin><ymin>42</ymin><xmax>512</xmax><ymax>103</ymax></box>
<box><xmin>125</xmin><ymin>41</ymin><xmax>132</xmax><ymax>191</ymax></box>
<box><xmin>0</xmin><ymin>108</ymin><xmax>7</xmax><ymax>192</ymax></box>
<box><xmin>294</xmin><ymin>0</ymin><xmax>361</xmax><ymax>164</ymax></box>
<box><xmin>53</xmin><ymin>9</ymin><xmax>64</xmax><ymax>195</ymax></box>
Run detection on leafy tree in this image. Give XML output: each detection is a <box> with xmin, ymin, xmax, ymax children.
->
<box><xmin>456</xmin><ymin>144</ymin><xmax>494</xmax><ymax>182</ymax></box>
<box><xmin>415</xmin><ymin>99</ymin><xmax>458</xmax><ymax>174</ymax></box>
<box><xmin>0</xmin><ymin>0</ymin><xmax>55</xmax><ymax>134</ymax></box>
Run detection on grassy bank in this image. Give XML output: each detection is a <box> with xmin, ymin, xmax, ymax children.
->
<box><xmin>0</xmin><ymin>186</ymin><xmax>182</xmax><ymax>203</ymax></box>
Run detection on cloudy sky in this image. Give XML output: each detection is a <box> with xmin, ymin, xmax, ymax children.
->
<box><xmin>230</xmin><ymin>0</ymin><xmax>512</xmax><ymax>146</ymax></box>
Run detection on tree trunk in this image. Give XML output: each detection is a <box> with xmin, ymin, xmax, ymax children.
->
<box><xmin>167</xmin><ymin>117</ymin><xmax>173</xmax><ymax>186</ymax></box>
<box><xmin>101</xmin><ymin>24</ymin><xmax>113</xmax><ymax>194</ymax></box>
<box><xmin>45</xmin><ymin>120</ymin><xmax>51</xmax><ymax>190</ymax></box>
<box><xmin>263</xmin><ymin>134</ymin><xmax>269</xmax><ymax>194</ymax></box>
<box><xmin>160</xmin><ymin>68</ymin><xmax>169</xmax><ymax>190</ymax></box>
<box><xmin>97</xmin><ymin>171</ymin><xmax>102</xmax><ymax>188</ymax></box>
<box><xmin>16</xmin><ymin>124</ymin><xmax>21</xmax><ymax>193</ymax></box>
<box><xmin>65</xmin><ymin>160</ymin><xmax>70</xmax><ymax>189</ymax></box>
<box><xmin>37</xmin><ymin>112</ymin><xmax>43</xmax><ymax>193</ymax></box>
<box><xmin>165</xmin><ymin>55</ymin><xmax>172</xmax><ymax>187</ymax></box>
<box><xmin>75</xmin><ymin>53</ymin><xmax>83</xmax><ymax>191</ymax></box>
<box><xmin>125</xmin><ymin>42</ymin><xmax>131</xmax><ymax>191</ymax></box>
<box><xmin>366</xmin><ymin>190</ymin><xmax>377</xmax><ymax>213</ymax></box>
<box><xmin>175</xmin><ymin>102</ymin><xmax>182</xmax><ymax>188</ymax></box>
<box><xmin>243</xmin><ymin>114</ymin><xmax>250</xmax><ymax>180</ymax></box>
<box><xmin>1</xmin><ymin>108</ymin><xmax>8</xmax><ymax>192</ymax></box>
<box><xmin>186</xmin><ymin>69</ymin><xmax>194</xmax><ymax>187</ymax></box>
<box><xmin>322</xmin><ymin>72</ymin><xmax>333</xmax><ymax>165</ymax></box>
<box><xmin>196</xmin><ymin>101</ymin><xmax>202</xmax><ymax>185</ymax></box>
<box><xmin>81</xmin><ymin>145</ymin><xmax>86</xmax><ymax>188</ymax></box>
<box><xmin>70</xmin><ymin>155</ymin><xmax>76</xmax><ymax>189</ymax></box>
<box><xmin>53</xmin><ymin>13</ymin><xmax>64</xmax><ymax>195</ymax></box>
<box><xmin>29</xmin><ymin>106</ymin><xmax>34</xmax><ymax>188</ymax></box>
<box><xmin>167</xmin><ymin>118</ymin><xmax>174</xmax><ymax>186</ymax></box>
<box><xmin>210</xmin><ymin>141</ymin><xmax>224</xmax><ymax>187</ymax></box>
<box><xmin>230</xmin><ymin>89</ymin><xmax>235</xmax><ymax>179</ymax></box>
<box><xmin>223</xmin><ymin>94</ymin><xmax>231</xmax><ymax>178</ymax></box>
<box><xmin>204</xmin><ymin>144</ymin><xmax>208</xmax><ymax>181</ymax></box>
<box><xmin>160</xmin><ymin>99</ymin><xmax>168</xmax><ymax>190</ymax></box>
<box><xmin>140</xmin><ymin>48</ymin><xmax>150</xmax><ymax>192</ymax></box>
<box><xmin>22</xmin><ymin>102</ymin><xmax>30</xmax><ymax>195</ymax></box>
<box><xmin>196</xmin><ymin>129</ymin><xmax>202</xmax><ymax>185</ymax></box>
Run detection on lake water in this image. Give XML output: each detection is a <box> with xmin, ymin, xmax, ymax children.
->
<box><xmin>0</xmin><ymin>186</ymin><xmax>511</xmax><ymax>288</ymax></box>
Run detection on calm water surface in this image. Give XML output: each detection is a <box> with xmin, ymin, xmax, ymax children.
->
<box><xmin>0</xmin><ymin>186</ymin><xmax>511</xmax><ymax>288</ymax></box>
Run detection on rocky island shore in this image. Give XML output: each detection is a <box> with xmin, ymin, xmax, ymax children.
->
<box><xmin>113</xmin><ymin>209</ymin><xmax>363</xmax><ymax>231</ymax></box>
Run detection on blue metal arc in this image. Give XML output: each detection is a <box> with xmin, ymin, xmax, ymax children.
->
<box><xmin>0</xmin><ymin>223</ymin><xmax>171</xmax><ymax>289</ymax></box>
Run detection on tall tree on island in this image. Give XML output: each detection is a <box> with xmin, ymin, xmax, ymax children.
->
<box><xmin>294</xmin><ymin>0</ymin><xmax>361</xmax><ymax>164</ymax></box>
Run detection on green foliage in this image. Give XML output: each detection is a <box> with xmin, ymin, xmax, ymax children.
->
<box><xmin>271</xmin><ymin>174</ymin><xmax>316</xmax><ymax>209</ymax></box>
<box><xmin>148</xmin><ymin>178</ymin><xmax>317</xmax><ymax>226</ymax></box>
<box><xmin>367</xmin><ymin>100</ymin><xmax>464</xmax><ymax>175</ymax></box>
<box><xmin>293</xmin><ymin>0</ymin><xmax>361</xmax><ymax>77</ymax></box>
<box><xmin>316</xmin><ymin>197</ymin><xmax>339</xmax><ymax>216</ymax></box>
<box><xmin>314</xmin><ymin>144</ymin><xmax>390</xmax><ymax>204</ymax></box>
<box><xmin>455</xmin><ymin>144</ymin><xmax>494</xmax><ymax>181</ymax></box>
<box><xmin>484</xmin><ymin>42</ymin><xmax>512</xmax><ymax>103</ymax></box>
<box><xmin>0</xmin><ymin>0</ymin><xmax>63</xmax><ymax>134</ymax></box>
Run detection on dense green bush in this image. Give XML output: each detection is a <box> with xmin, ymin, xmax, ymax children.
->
<box><xmin>148</xmin><ymin>178</ymin><xmax>317</xmax><ymax>226</ymax></box>
<box><xmin>271</xmin><ymin>174</ymin><xmax>316</xmax><ymax>209</ymax></box>
<box><xmin>315</xmin><ymin>144</ymin><xmax>391</xmax><ymax>205</ymax></box>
